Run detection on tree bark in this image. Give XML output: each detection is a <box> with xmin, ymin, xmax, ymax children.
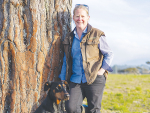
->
<box><xmin>0</xmin><ymin>0</ymin><xmax>72</xmax><ymax>112</ymax></box>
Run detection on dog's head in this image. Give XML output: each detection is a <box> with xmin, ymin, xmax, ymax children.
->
<box><xmin>44</xmin><ymin>81</ymin><xmax>70</xmax><ymax>105</ymax></box>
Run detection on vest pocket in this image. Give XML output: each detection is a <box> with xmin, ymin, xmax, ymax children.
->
<box><xmin>87</xmin><ymin>40</ymin><xmax>99</xmax><ymax>45</ymax></box>
<box><xmin>86</xmin><ymin>41</ymin><xmax>100</xmax><ymax>60</ymax></box>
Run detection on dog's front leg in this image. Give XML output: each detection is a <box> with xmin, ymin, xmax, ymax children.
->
<box><xmin>61</xmin><ymin>101</ymin><xmax>67</xmax><ymax>113</ymax></box>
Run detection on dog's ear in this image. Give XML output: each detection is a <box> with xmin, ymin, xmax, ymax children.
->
<box><xmin>64</xmin><ymin>81</ymin><xmax>70</xmax><ymax>90</ymax></box>
<box><xmin>44</xmin><ymin>81</ymin><xmax>52</xmax><ymax>91</ymax></box>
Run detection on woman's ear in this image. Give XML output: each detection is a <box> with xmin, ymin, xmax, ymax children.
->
<box><xmin>88</xmin><ymin>15</ymin><xmax>90</xmax><ymax>21</ymax></box>
<box><xmin>73</xmin><ymin>15</ymin><xmax>75</xmax><ymax>21</ymax></box>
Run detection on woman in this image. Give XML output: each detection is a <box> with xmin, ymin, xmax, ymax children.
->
<box><xmin>59</xmin><ymin>4</ymin><xmax>114</xmax><ymax>113</ymax></box>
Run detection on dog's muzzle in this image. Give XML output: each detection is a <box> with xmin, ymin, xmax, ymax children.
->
<box><xmin>64</xmin><ymin>93</ymin><xmax>70</xmax><ymax>101</ymax></box>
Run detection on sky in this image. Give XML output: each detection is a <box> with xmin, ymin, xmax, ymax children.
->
<box><xmin>71</xmin><ymin>0</ymin><xmax>150</xmax><ymax>66</ymax></box>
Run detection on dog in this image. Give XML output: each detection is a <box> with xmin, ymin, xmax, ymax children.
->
<box><xmin>34</xmin><ymin>81</ymin><xmax>70</xmax><ymax>113</ymax></box>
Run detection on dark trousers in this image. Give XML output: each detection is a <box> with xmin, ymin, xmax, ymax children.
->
<box><xmin>65</xmin><ymin>75</ymin><xmax>106</xmax><ymax>113</ymax></box>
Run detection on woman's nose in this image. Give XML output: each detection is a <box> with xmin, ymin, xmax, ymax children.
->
<box><xmin>78</xmin><ymin>16</ymin><xmax>82</xmax><ymax>20</ymax></box>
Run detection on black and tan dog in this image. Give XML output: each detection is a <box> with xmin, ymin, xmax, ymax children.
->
<box><xmin>34</xmin><ymin>81</ymin><xmax>70</xmax><ymax>113</ymax></box>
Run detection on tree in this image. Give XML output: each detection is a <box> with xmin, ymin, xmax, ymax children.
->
<box><xmin>0</xmin><ymin>0</ymin><xmax>72</xmax><ymax>112</ymax></box>
<box><xmin>146</xmin><ymin>61</ymin><xmax>150</xmax><ymax>65</ymax></box>
<box><xmin>118</xmin><ymin>68</ymin><xmax>139</xmax><ymax>74</ymax></box>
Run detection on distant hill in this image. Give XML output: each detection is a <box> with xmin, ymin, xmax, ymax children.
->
<box><xmin>112</xmin><ymin>64</ymin><xmax>150</xmax><ymax>74</ymax></box>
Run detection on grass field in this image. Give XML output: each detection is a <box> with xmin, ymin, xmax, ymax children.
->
<box><xmin>101</xmin><ymin>74</ymin><xmax>150</xmax><ymax>113</ymax></box>
<box><xmin>83</xmin><ymin>74</ymin><xmax>150</xmax><ymax>113</ymax></box>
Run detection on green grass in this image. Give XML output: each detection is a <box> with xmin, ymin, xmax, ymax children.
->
<box><xmin>83</xmin><ymin>74</ymin><xmax>150</xmax><ymax>113</ymax></box>
<box><xmin>101</xmin><ymin>74</ymin><xmax>150</xmax><ymax>113</ymax></box>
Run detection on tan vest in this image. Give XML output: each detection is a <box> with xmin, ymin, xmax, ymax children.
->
<box><xmin>63</xmin><ymin>24</ymin><xmax>108</xmax><ymax>84</ymax></box>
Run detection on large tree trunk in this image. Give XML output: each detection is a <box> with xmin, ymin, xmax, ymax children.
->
<box><xmin>0</xmin><ymin>0</ymin><xmax>72</xmax><ymax>112</ymax></box>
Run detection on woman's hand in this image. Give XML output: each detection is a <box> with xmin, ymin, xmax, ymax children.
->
<box><xmin>97</xmin><ymin>68</ymin><xmax>105</xmax><ymax>75</ymax></box>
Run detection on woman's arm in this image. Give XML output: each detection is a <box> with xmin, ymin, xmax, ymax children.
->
<box><xmin>98</xmin><ymin>36</ymin><xmax>114</xmax><ymax>75</ymax></box>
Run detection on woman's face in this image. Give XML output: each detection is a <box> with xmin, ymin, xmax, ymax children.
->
<box><xmin>73</xmin><ymin>8</ymin><xmax>90</xmax><ymax>30</ymax></box>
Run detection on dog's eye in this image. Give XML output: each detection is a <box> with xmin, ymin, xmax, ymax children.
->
<box><xmin>56</xmin><ymin>84</ymin><xmax>62</xmax><ymax>90</ymax></box>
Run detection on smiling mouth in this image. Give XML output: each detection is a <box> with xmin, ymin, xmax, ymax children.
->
<box><xmin>77</xmin><ymin>23</ymin><xmax>83</xmax><ymax>25</ymax></box>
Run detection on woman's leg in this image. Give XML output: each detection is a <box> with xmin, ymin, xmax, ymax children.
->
<box><xmin>82</xmin><ymin>75</ymin><xmax>106</xmax><ymax>113</ymax></box>
<box><xmin>65</xmin><ymin>82</ymin><xmax>84</xmax><ymax>113</ymax></box>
